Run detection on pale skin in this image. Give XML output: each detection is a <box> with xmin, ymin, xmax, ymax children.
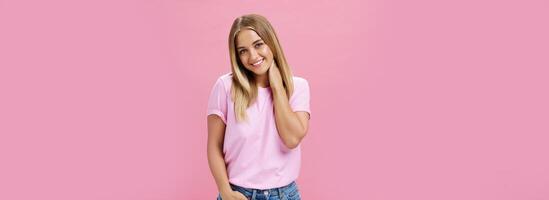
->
<box><xmin>207</xmin><ymin>29</ymin><xmax>309</xmax><ymax>200</ymax></box>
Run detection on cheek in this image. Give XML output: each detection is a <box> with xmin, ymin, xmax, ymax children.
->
<box><xmin>259</xmin><ymin>47</ymin><xmax>273</xmax><ymax>59</ymax></box>
<box><xmin>239</xmin><ymin>55</ymin><xmax>248</xmax><ymax>65</ymax></box>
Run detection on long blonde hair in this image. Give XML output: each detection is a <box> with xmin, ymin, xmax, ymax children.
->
<box><xmin>228</xmin><ymin>14</ymin><xmax>294</xmax><ymax>122</ymax></box>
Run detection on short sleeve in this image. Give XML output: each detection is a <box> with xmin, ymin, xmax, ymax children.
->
<box><xmin>289</xmin><ymin>78</ymin><xmax>311</xmax><ymax>117</ymax></box>
<box><xmin>207</xmin><ymin>78</ymin><xmax>228</xmax><ymax>124</ymax></box>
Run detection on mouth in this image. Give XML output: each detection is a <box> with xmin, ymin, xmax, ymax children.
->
<box><xmin>250</xmin><ymin>58</ymin><xmax>264</xmax><ymax>68</ymax></box>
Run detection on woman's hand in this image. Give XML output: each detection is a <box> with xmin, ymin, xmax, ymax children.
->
<box><xmin>220</xmin><ymin>190</ymin><xmax>248</xmax><ymax>200</ymax></box>
<box><xmin>268</xmin><ymin>61</ymin><xmax>284</xmax><ymax>92</ymax></box>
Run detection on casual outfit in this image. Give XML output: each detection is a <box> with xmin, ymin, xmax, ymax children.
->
<box><xmin>207</xmin><ymin>73</ymin><xmax>310</xmax><ymax>199</ymax></box>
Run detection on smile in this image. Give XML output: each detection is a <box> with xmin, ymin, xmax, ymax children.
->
<box><xmin>251</xmin><ymin>58</ymin><xmax>264</xmax><ymax>68</ymax></box>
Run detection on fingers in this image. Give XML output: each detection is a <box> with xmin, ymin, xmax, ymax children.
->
<box><xmin>236</xmin><ymin>192</ymin><xmax>247</xmax><ymax>200</ymax></box>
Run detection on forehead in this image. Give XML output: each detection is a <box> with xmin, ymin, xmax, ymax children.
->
<box><xmin>236</xmin><ymin>29</ymin><xmax>262</xmax><ymax>47</ymax></box>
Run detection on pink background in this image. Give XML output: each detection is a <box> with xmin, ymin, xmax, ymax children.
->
<box><xmin>1</xmin><ymin>0</ymin><xmax>548</xmax><ymax>199</ymax></box>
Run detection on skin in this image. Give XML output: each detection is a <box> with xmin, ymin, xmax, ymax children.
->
<box><xmin>207</xmin><ymin>29</ymin><xmax>309</xmax><ymax>200</ymax></box>
<box><xmin>235</xmin><ymin>29</ymin><xmax>272</xmax><ymax>88</ymax></box>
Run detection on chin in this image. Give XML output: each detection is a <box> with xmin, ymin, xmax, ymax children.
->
<box><xmin>247</xmin><ymin>66</ymin><xmax>268</xmax><ymax>76</ymax></box>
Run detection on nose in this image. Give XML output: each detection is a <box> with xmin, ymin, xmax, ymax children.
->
<box><xmin>249</xmin><ymin>49</ymin><xmax>260</xmax><ymax>61</ymax></box>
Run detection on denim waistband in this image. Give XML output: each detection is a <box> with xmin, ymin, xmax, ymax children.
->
<box><xmin>230</xmin><ymin>181</ymin><xmax>297</xmax><ymax>198</ymax></box>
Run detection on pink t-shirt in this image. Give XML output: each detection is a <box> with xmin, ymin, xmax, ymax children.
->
<box><xmin>207</xmin><ymin>73</ymin><xmax>311</xmax><ymax>189</ymax></box>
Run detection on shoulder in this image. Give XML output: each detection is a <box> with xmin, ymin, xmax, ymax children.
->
<box><xmin>292</xmin><ymin>76</ymin><xmax>310</xmax><ymax>88</ymax></box>
<box><xmin>216</xmin><ymin>72</ymin><xmax>233</xmax><ymax>84</ymax></box>
<box><xmin>214</xmin><ymin>72</ymin><xmax>233</xmax><ymax>91</ymax></box>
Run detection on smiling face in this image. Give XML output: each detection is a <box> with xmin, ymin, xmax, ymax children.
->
<box><xmin>235</xmin><ymin>29</ymin><xmax>274</xmax><ymax>77</ymax></box>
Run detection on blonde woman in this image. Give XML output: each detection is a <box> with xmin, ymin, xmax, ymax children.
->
<box><xmin>207</xmin><ymin>14</ymin><xmax>310</xmax><ymax>200</ymax></box>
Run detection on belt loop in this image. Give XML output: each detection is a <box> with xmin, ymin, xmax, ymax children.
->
<box><xmin>278</xmin><ymin>187</ymin><xmax>285</xmax><ymax>200</ymax></box>
<box><xmin>251</xmin><ymin>189</ymin><xmax>257</xmax><ymax>200</ymax></box>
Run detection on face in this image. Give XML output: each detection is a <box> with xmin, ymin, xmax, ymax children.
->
<box><xmin>235</xmin><ymin>29</ymin><xmax>274</xmax><ymax>76</ymax></box>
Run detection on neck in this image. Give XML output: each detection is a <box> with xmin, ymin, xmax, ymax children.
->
<box><xmin>255</xmin><ymin>74</ymin><xmax>269</xmax><ymax>88</ymax></box>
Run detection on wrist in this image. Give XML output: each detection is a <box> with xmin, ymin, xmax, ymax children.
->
<box><xmin>271</xmin><ymin>85</ymin><xmax>285</xmax><ymax>93</ymax></box>
<box><xmin>219</xmin><ymin>186</ymin><xmax>233</xmax><ymax>195</ymax></box>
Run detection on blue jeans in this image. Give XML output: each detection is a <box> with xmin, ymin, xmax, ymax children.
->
<box><xmin>217</xmin><ymin>181</ymin><xmax>301</xmax><ymax>200</ymax></box>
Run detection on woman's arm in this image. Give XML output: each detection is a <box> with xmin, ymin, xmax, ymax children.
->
<box><xmin>269</xmin><ymin>65</ymin><xmax>310</xmax><ymax>149</ymax></box>
<box><xmin>207</xmin><ymin>115</ymin><xmax>246</xmax><ymax>200</ymax></box>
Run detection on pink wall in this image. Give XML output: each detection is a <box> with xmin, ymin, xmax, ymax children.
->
<box><xmin>1</xmin><ymin>0</ymin><xmax>548</xmax><ymax>199</ymax></box>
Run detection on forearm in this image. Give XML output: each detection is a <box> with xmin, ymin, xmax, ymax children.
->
<box><xmin>207</xmin><ymin>143</ymin><xmax>232</xmax><ymax>194</ymax></box>
<box><xmin>272</xmin><ymin>88</ymin><xmax>306</xmax><ymax>149</ymax></box>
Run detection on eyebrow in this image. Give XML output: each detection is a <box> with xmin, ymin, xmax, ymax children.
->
<box><xmin>236</xmin><ymin>39</ymin><xmax>263</xmax><ymax>50</ymax></box>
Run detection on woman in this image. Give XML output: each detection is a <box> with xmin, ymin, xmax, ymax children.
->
<box><xmin>207</xmin><ymin>14</ymin><xmax>310</xmax><ymax>200</ymax></box>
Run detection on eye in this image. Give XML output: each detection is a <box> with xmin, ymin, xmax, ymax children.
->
<box><xmin>238</xmin><ymin>49</ymin><xmax>247</xmax><ymax>55</ymax></box>
<box><xmin>254</xmin><ymin>43</ymin><xmax>264</xmax><ymax>48</ymax></box>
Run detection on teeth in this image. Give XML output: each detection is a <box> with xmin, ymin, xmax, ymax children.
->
<box><xmin>252</xmin><ymin>59</ymin><xmax>264</xmax><ymax>66</ymax></box>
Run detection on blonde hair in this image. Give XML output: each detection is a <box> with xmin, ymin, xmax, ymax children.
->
<box><xmin>228</xmin><ymin>14</ymin><xmax>294</xmax><ymax>122</ymax></box>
